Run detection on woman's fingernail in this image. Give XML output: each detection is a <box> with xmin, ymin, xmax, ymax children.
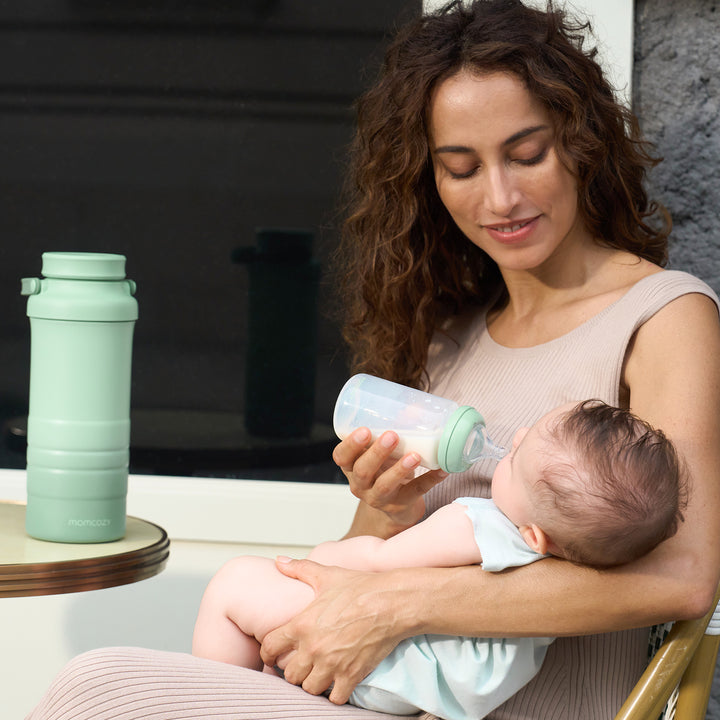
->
<box><xmin>380</xmin><ymin>432</ymin><xmax>397</xmax><ymax>448</ymax></box>
<box><xmin>276</xmin><ymin>555</ymin><xmax>293</xmax><ymax>564</ymax></box>
<box><xmin>352</xmin><ymin>428</ymin><xmax>371</xmax><ymax>444</ymax></box>
<box><xmin>402</xmin><ymin>453</ymin><xmax>421</xmax><ymax>469</ymax></box>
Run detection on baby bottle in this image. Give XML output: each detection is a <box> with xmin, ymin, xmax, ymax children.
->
<box><xmin>21</xmin><ymin>252</ymin><xmax>138</xmax><ymax>543</ymax></box>
<box><xmin>333</xmin><ymin>374</ymin><xmax>506</xmax><ymax>473</ymax></box>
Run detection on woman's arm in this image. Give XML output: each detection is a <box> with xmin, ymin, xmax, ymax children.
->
<box><xmin>620</xmin><ymin>292</ymin><xmax>720</xmax><ymax>613</ymax></box>
<box><xmin>263</xmin><ymin>293</ymin><xmax>720</xmax><ymax>704</ymax></box>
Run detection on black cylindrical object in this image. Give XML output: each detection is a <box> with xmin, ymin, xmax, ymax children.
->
<box><xmin>233</xmin><ymin>228</ymin><xmax>320</xmax><ymax>438</ymax></box>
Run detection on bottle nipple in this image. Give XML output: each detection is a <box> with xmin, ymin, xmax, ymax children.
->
<box><xmin>464</xmin><ymin>425</ymin><xmax>508</xmax><ymax>463</ymax></box>
<box><xmin>439</xmin><ymin>406</ymin><xmax>507</xmax><ymax>473</ymax></box>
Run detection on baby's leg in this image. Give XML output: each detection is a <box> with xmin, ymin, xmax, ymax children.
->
<box><xmin>192</xmin><ymin>556</ymin><xmax>315</xmax><ymax>670</ymax></box>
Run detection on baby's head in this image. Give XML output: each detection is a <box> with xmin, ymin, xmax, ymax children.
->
<box><xmin>492</xmin><ymin>401</ymin><xmax>686</xmax><ymax>568</ymax></box>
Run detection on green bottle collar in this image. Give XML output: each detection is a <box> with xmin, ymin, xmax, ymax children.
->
<box><xmin>437</xmin><ymin>405</ymin><xmax>485</xmax><ymax>473</ymax></box>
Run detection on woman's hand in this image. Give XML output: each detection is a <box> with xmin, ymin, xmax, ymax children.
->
<box><xmin>260</xmin><ymin>558</ymin><xmax>414</xmax><ymax>705</ymax></box>
<box><xmin>333</xmin><ymin>428</ymin><xmax>448</xmax><ymax>534</ymax></box>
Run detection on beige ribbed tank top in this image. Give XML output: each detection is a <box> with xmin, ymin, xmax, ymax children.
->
<box><xmin>418</xmin><ymin>269</ymin><xmax>719</xmax><ymax>720</ymax></box>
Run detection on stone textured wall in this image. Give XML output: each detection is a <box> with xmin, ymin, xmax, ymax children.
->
<box><xmin>633</xmin><ymin>0</ymin><xmax>720</xmax><ymax>294</ymax></box>
<box><xmin>633</xmin><ymin>3</ymin><xmax>720</xmax><ymax>715</ymax></box>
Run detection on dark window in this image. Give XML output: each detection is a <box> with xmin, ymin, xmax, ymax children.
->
<box><xmin>0</xmin><ymin>0</ymin><xmax>420</xmax><ymax>482</ymax></box>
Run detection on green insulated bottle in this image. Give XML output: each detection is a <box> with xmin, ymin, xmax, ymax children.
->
<box><xmin>21</xmin><ymin>252</ymin><xmax>138</xmax><ymax>542</ymax></box>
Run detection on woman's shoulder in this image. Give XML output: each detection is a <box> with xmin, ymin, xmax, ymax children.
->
<box><xmin>626</xmin><ymin>268</ymin><xmax>719</xmax><ymax>303</ymax></box>
<box><xmin>622</xmin><ymin>271</ymin><xmax>720</xmax><ymax>416</ymax></box>
<box><xmin>615</xmin><ymin>268</ymin><xmax>720</xmax><ymax>324</ymax></box>
<box><xmin>590</xmin><ymin>268</ymin><xmax>719</xmax><ymax>366</ymax></box>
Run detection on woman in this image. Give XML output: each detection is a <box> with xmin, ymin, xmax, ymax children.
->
<box><xmin>28</xmin><ymin>2</ymin><xmax>720</xmax><ymax>719</ymax></box>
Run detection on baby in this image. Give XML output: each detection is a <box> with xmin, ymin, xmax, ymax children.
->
<box><xmin>192</xmin><ymin>400</ymin><xmax>686</xmax><ymax>720</ymax></box>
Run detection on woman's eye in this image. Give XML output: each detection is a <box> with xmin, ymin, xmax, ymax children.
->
<box><xmin>513</xmin><ymin>148</ymin><xmax>548</xmax><ymax>167</ymax></box>
<box><xmin>447</xmin><ymin>166</ymin><xmax>478</xmax><ymax>180</ymax></box>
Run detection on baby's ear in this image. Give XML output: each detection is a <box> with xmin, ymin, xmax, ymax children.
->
<box><xmin>519</xmin><ymin>524</ymin><xmax>549</xmax><ymax>556</ymax></box>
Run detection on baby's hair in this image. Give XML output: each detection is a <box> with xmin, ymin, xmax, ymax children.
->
<box><xmin>535</xmin><ymin>401</ymin><xmax>687</xmax><ymax>568</ymax></box>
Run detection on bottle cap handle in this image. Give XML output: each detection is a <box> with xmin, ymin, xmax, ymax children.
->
<box><xmin>21</xmin><ymin>277</ymin><xmax>41</xmax><ymax>296</ymax></box>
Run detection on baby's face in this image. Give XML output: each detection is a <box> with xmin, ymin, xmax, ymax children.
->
<box><xmin>491</xmin><ymin>404</ymin><xmax>574</xmax><ymax>527</ymax></box>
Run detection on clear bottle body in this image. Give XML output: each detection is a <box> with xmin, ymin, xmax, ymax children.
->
<box><xmin>333</xmin><ymin>374</ymin><xmax>505</xmax><ymax>472</ymax></box>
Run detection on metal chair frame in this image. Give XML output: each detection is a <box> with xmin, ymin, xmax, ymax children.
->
<box><xmin>614</xmin><ymin>582</ymin><xmax>720</xmax><ymax>720</ymax></box>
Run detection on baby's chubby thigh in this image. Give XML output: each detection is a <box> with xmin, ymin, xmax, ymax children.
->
<box><xmin>210</xmin><ymin>555</ymin><xmax>316</xmax><ymax>641</ymax></box>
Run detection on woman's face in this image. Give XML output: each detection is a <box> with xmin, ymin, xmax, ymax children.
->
<box><xmin>428</xmin><ymin>70</ymin><xmax>591</xmax><ymax>273</ymax></box>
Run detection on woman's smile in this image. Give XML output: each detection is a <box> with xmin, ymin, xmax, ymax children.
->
<box><xmin>483</xmin><ymin>216</ymin><xmax>541</xmax><ymax>244</ymax></box>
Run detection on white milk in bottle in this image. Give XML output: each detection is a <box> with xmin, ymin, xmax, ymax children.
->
<box><xmin>333</xmin><ymin>374</ymin><xmax>505</xmax><ymax>473</ymax></box>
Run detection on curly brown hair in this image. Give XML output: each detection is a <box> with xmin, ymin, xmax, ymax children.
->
<box><xmin>336</xmin><ymin>0</ymin><xmax>670</xmax><ymax>389</ymax></box>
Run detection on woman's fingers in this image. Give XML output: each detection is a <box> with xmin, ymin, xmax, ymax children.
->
<box><xmin>260</xmin><ymin>559</ymin><xmax>333</xmax><ymax>671</ymax></box>
<box><xmin>273</xmin><ymin>556</ymin><xmax>324</xmax><ymax>587</ymax></box>
<box><xmin>261</xmin><ymin>561</ymin><xmax>409</xmax><ymax>701</ymax></box>
<box><xmin>331</xmin><ymin>427</ymin><xmax>372</xmax><ymax>473</ymax></box>
<box><xmin>333</xmin><ymin>429</ymin><xmax>401</xmax><ymax>491</ymax></box>
<box><xmin>332</xmin><ymin>428</ymin><xmax>450</xmax><ymax>527</ymax></box>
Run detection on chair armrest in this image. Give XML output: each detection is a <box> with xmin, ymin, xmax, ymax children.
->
<box><xmin>614</xmin><ymin>582</ymin><xmax>720</xmax><ymax>720</ymax></box>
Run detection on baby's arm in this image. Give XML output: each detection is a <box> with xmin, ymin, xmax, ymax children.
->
<box><xmin>309</xmin><ymin>502</ymin><xmax>482</xmax><ymax>571</ymax></box>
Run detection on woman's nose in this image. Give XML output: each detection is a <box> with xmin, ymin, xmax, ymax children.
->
<box><xmin>484</xmin><ymin>166</ymin><xmax>517</xmax><ymax>217</ymax></box>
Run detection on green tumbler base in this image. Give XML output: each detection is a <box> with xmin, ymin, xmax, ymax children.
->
<box><xmin>25</xmin><ymin>495</ymin><xmax>127</xmax><ymax>543</ymax></box>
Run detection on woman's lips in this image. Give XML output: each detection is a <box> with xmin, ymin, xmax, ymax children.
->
<box><xmin>484</xmin><ymin>216</ymin><xmax>540</xmax><ymax>244</ymax></box>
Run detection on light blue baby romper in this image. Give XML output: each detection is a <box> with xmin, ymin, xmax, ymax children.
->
<box><xmin>348</xmin><ymin>497</ymin><xmax>553</xmax><ymax>720</ymax></box>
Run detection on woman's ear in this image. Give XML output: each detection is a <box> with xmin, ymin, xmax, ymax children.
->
<box><xmin>519</xmin><ymin>524</ymin><xmax>550</xmax><ymax>556</ymax></box>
